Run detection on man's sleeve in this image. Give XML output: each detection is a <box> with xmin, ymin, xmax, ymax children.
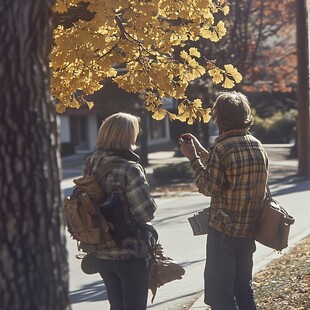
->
<box><xmin>191</xmin><ymin>148</ymin><xmax>226</xmax><ymax>197</ymax></box>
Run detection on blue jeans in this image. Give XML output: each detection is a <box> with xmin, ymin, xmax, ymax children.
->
<box><xmin>204</xmin><ymin>228</ymin><xmax>257</xmax><ymax>310</ymax></box>
<box><xmin>98</xmin><ymin>258</ymin><xmax>148</xmax><ymax>310</ymax></box>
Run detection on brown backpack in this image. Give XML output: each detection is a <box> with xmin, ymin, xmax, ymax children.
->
<box><xmin>64</xmin><ymin>162</ymin><xmax>125</xmax><ymax>252</ymax></box>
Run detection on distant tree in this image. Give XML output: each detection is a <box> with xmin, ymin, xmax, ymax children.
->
<box><xmin>187</xmin><ymin>0</ymin><xmax>296</xmax><ymax>95</ymax></box>
<box><xmin>0</xmin><ymin>1</ymin><xmax>69</xmax><ymax>309</ymax></box>
<box><xmin>240</xmin><ymin>0</ymin><xmax>296</xmax><ymax>92</ymax></box>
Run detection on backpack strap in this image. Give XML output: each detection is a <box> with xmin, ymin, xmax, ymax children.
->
<box><xmin>120</xmin><ymin>162</ymin><xmax>138</xmax><ymax>228</ymax></box>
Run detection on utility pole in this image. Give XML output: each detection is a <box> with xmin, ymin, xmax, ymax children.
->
<box><xmin>296</xmin><ymin>0</ymin><xmax>310</xmax><ymax>176</ymax></box>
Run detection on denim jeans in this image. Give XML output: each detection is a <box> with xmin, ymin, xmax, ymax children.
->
<box><xmin>204</xmin><ymin>228</ymin><xmax>257</xmax><ymax>310</ymax></box>
<box><xmin>98</xmin><ymin>257</ymin><xmax>148</xmax><ymax>310</ymax></box>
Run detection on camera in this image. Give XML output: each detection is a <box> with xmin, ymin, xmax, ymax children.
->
<box><xmin>180</xmin><ymin>137</ymin><xmax>191</xmax><ymax>144</ymax></box>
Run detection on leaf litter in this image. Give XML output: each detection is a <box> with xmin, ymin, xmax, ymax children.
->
<box><xmin>253</xmin><ymin>235</ymin><xmax>310</xmax><ymax>309</ymax></box>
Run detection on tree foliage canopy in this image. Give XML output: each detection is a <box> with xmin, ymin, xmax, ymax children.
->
<box><xmin>182</xmin><ymin>0</ymin><xmax>296</xmax><ymax>101</ymax></box>
<box><xmin>51</xmin><ymin>0</ymin><xmax>242</xmax><ymax>124</ymax></box>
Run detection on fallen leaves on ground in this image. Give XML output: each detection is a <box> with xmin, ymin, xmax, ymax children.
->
<box><xmin>253</xmin><ymin>235</ymin><xmax>310</xmax><ymax>310</ymax></box>
<box><xmin>150</xmin><ymin>179</ymin><xmax>197</xmax><ymax>197</ymax></box>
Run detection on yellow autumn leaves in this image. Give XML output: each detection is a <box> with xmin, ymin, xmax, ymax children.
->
<box><xmin>51</xmin><ymin>0</ymin><xmax>242</xmax><ymax>123</ymax></box>
<box><xmin>209</xmin><ymin>64</ymin><xmax>243</xmax><ymax>89</ymax></box>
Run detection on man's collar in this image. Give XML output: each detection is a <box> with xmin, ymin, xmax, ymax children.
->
<box><xmin>215</xmin><ymin>129</ymin><xmax>250</xmax><ymax>143</ymax></box>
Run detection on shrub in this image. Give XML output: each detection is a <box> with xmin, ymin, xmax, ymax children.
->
<box><xmin>252</xmin><ymin>109</ymin><xmax>297</xmax><ymax>143</ymax></box>
<box><xmin>153</xmin><ymin>162</ymin><xmax>195</xmax><ymax>180</ymax></box>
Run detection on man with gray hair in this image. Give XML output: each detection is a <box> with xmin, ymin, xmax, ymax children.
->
<box><xmin>179</xmin><ymin>91</ymin><xmax>269</xmax><ymax>309</ymax></box>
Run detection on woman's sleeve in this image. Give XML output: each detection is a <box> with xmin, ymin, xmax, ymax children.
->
<box><xmin>125</xmin><ymin>163</ymin><xmax>157</xmax><ymax>223</ymax></box>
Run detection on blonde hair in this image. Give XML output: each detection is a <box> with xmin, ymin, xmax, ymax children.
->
<box><xmin>212</xmin><ymin>91</ymin><xmax>254</xmax><ymax>132</ymax></box>
<box><xmin>96</xmin><ymin>112</ymin><xmax>140</xmax><ymax>150</ymax></box>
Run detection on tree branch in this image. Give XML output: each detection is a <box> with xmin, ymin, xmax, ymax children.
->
<box><xmin>52</xmin><ymin>2</ymin><xmax>95</xmax><ymax>29</ymax></box>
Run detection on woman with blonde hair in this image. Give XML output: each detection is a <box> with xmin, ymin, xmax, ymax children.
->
<box><xmin>83</xmin><ymin>112</ymin><xmax>157</xmax><ymax>310</ymax></box>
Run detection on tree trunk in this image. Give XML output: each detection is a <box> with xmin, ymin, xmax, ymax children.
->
<box><xmin>0</xmin><ymin>1</ymin><xmax>70</xmax><ymax>309</ymax></box>
<box><xmin>296</xmin><ymin>0</ymin><xmax>310</xmax><ymax>176</ymax></box>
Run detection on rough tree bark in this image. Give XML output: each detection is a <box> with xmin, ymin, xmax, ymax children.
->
<box><xmin>296</xmin><ymin>0</ymin><xmax>310</xmax><ymax>176</ymax></box>
<box><xmin>0</xmin><ymin>1</ymin><xmax>70</xmax><ymax>309</ymax></box>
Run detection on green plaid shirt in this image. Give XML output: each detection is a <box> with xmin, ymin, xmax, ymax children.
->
<box><xmin>83</xmin><ymin>151</ymin><xmax>157</xmax><ymax>259</ymax></box>
<box><xmin>191</xmin><ymin>129</ymin><xmax>269</xmax><ymax>237</ymax></box>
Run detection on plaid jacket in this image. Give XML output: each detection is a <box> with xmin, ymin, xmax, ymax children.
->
<box><xmin>191</xmin><ymin>129</ymin><xmax>269</xmax><ymax>237</ymax></box>
<box><xmin>83</xmin><ymin>150</ymin><xmax>157</xmax><ymax>259</ymax></box>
